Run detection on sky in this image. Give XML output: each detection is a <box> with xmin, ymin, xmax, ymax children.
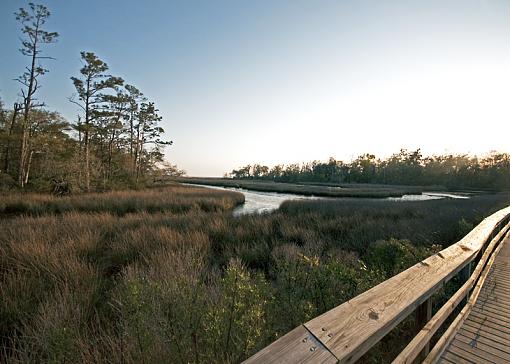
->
<box><xmin>1</xmin><ymin>0</ymin><xmax>510</xmax><ymax>176</ymax></box>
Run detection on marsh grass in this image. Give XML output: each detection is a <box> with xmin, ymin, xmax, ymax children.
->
<box><xmin>0</xmin><ymin>185</ymin><xmax>245</xmax><ymax>216</ymax></box>
<box><xmin>1</xmin><ymin>185</ymin><xmax>510</xmax><ymax>363</ymax></box>
<box><xmin>175</xmin><ymin>177</ymin><xmax>424</xmax><ymax>197</ymax></box>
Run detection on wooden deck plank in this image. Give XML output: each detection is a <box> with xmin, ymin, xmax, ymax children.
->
<box><xmin>449</xmin><ymin>339</ymin><xmax>508</xmax><ymax>363</ymax></box>
<box><xmin>473</xmin><ymin>300</ymin><xmax>510</xmax><ymax>317</ymax></box>
<box><xmin>440</xmin><ymin>234</ymin><xmax>510</xmax><ymax>364</ymax></box>
<box><xmin>467</xmin><ymin>312</ymin><xmax>510</xmax><ymax>338</ymax></box>
<box><xmin>465</xmin><ymin>320</ymin><xmax>510</xmax><ymax>345</ymax></box>
<box><xmin>438</xmin><ymin>353</ymin><xmax>459</xmax><ymax>364</ymax></box>
<box><xmin>460</xmin><ymin>325</ymin><xmax>510</xmax><ymax>349</ymax></box>
<box><xmin>473</xmin><ymin>301</ymin><xmax>510</xmax><ymax>318</ymax></box>
<box><xmin>476</xmin><ymin>293</ymin><xmax>510</xmax><ymax>307</ymax></box>
<box><xmin>481</xmin><ymin>279</ymin><xmax>510</xmax><ymax>289</ymax></box>
<box><xmin>472</xmin><ymin>304</ymin><xmax>510</xmax><ymax>322</ymax></box>
<box><xmin>447</xmin><ymin>342</ymin><xmax>493</xmax><ymax>364</ymax></box>
<box><xmin>483</xmin><ymin>268</ymin><xmax>510</xmax><ymax>278</ymax></box>
<box><xmin>475</xmin><ymin>293</ymin><xmax>510</xmax><ymax>309</ymax></box>
<box><xmin>482</xmin><ymin>276</ymin><xmax>510</xmax><ymax>289</ymax></box>
<box><xmin>478</xmin><ymin>287</ymin><xmax>510</xmax><ymax>300</ymax></box>
<box><xmin>490</xmin><ymin>263</ymin><xmax>510</xmax><ymax>270</ymax></box>
<box><xmin>463</xmin><ymin>319</ymin><xmax>510</xmax><ymax>340</ymax></box>
<box><xmin>454</xmin><ymin>333</ymin><xmax>510</xmax><ymax>362</ymax></box>
<box><xmin>456</xmin><ymin>330</ymin><xmax>510</xmax><ymax>358</ymax></box>
<box><xmin>481</xmin><ymin>276</ymin><xmax>510</xmax><ymax>288</ymax></box>
<box><xmin>485</xmin><ymin>264</ymin><xmax>510</xmax><ymax>271</ymax></box>
<box><xmin>441</xmin><ymin>349</ymin><xmax>475</xmax><ymax>364</ymax></box>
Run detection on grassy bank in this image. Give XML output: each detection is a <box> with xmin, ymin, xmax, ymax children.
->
<box><xmin>2</xmin><ymin>185</ymin><xmax>510</xmax><ymax>363</ymax></box>
<box><xmin>174</xmin><ymin>177</ymin><xmax>425</xmax><ymax>198</ymax></box>
<box><xmin>0</xmin><ymin>185</ymin><xmax>245</xmax><ymax>216</ymax></box>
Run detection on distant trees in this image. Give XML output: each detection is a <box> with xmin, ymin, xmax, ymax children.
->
<box><xmin>229</xmin><ymin>149</ymin><xmax>510</xmax><ymax>191</ymax></box>
<box><xmin>0</xmin><ymin>3</ymin><xmax>175</xmax><ymax>192</ymax></box>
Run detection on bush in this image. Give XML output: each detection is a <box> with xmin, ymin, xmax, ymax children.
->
<box><xmin>205</xmin><ymin>259</ymin><xmax>271</xmax><ymax>363</ymax></box>
<box><xmin>364</xmin><ymin>239</ymin><xmax>441</xmax><ymax>278</ymax></box>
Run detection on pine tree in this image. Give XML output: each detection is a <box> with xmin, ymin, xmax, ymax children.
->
<box><xmin>14</xmin><ymin>3</ymin><xmax>59</xmax><ymax>187</ymax></box>
<box><xmin>70</xmin><ymin>52</ymin><xmax>123</xmax><ymax>191</ymax></box>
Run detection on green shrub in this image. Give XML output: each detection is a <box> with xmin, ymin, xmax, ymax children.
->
<box><xmin>269</xmin><ymin>244</ymin><xmax>383</xmax><ymax>335</ymax></box>
<box><xmin>457</xmin><ymin>217</ymin><xmax>474</xmax><ymax>237</ymax></box>
<box><xmin>364</xmin><ymin>239</ymin><xmax>441</xmax><ymax>278</ymax></box>
<box><xmin>205</xmin><ymin>259</ymin><xmax>270</xmax><ymax>363</ymax></box>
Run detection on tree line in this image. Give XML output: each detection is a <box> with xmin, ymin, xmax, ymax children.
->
<box><xmin>0</xmin><ymin>3</ymin><xmax>176</xmax><ymax>192</ymax></box>
<box><xmin>229</xmin><ymin>149</ymin><xmax>510</xmax><ymax>190</ymax></box>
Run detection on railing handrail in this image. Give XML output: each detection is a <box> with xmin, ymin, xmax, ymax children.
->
<box><xmin>244</xmin><ymin>205</ymin><xmax>510</xmax><ymax>364</ymax></box>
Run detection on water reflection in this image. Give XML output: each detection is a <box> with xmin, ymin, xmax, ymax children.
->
<box><xmin>387</xmin><ymin>192</ymin><xmax>469</xmax><ymax>201</ymax></box>
<box><xmin>186</xmin><ymin>184</ymin><xmax>469</xmax><ymax>216</ymax></box>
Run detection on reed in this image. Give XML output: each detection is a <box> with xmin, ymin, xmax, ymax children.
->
<box><xmin>2</xmin><ymin>185</ymin><xmax>509</xmax><ymax>363</ymax></box>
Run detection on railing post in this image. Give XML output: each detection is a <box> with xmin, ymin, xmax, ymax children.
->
<box><xmin>460</xmin><ymin>262</ymin><xmax>472</xmax><ymax>306</ymax></box>
<box><xmin>415</xmin><ymin>298</ymin><xmax>432</xmax><ymax>362</ymax></box>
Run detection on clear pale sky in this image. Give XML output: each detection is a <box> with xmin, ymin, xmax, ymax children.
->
<box><xmin>1</xmin><ymin>1</ymin><xmax>510</xmax><ymax>176</ymax></box>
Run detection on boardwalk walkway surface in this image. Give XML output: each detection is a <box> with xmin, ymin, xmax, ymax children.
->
<box><xmin>439</xmin><ymin>236</ymin><xmax>510</xmax><ymax>364</ymax></box>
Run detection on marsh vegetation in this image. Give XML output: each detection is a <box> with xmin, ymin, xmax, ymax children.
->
<box><xmin>1</xmin><ymin>5</ymin><xmax>510</xmax><ymax>363</ymax></box>
<box><xmin>176</xmin><ymin>177</ymin><xmax>424</xmax><ymax>198</ymax></box>
<box><xmin>2</xmin><ymin>184</ymin><xmax>510</xmax><ymax>363</ymax></box>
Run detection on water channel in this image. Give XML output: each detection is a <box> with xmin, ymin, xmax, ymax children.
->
<box><xmin>188</xmin><ymin>184</ymin><xmax>469</xmax><ymax>216</ymax></box>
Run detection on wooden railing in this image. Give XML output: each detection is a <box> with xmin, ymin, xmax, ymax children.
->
<box><xmin>244</xmin><ymin>206</ymin><xmax>510</xmax><ymax>364</ymax></box>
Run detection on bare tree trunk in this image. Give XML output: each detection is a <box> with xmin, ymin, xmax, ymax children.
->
<box><xmin>84</xmin><ymin>84</ymin><xmax>91</xmax><ymax>192</ymax></box>
<box><xmin>134</xmin><ymin>124</ymin><xmax>140</xmax><ymax>181</ymax></box>
<box><xmin>18</xmin><ymin>123</ymin><xmax>29</xmax><ymax>187</ymax></box>
<box><xmin>24</xmin><ymin>149</ymin><xmax>34</xmax><ymax>185</ymax></box>
<box><xmin>135</xmin><ymin>125</ymin><xmax>145</xmax><ymax>184</ymax></box>
<box><xmin>3</xmin><ymin>103</ymin><xmax>21</xmax><ymax>174</ymax></box>
<box><xmin>18</xmin><ymin>20</ymin><xmax>40</xmax><ymax>188</ymax></box>
<box><xmin>130</xmin><ymin>110</ymin><xmax>135</xmax><ymax>171</ymax></box>
<box><xmin>77</xmin><ymin>116</ymin><xmax>83</xmax><ymax>187</ymax></box>
<box><xmin>85</xmin><ymin>132</ymin><xmax>90</xmax><ymax>191</ymax></box>
<box><xmin>107</xmin><ymin>130</ymin><xmax>115</xmax><ymax>183</ymax></box>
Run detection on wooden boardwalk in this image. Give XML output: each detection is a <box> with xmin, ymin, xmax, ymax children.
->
<box><xmin>439</xmin><ymin>236</ymin><xmax>510</xmax><ymax>364</ymax></box>
<box><xmin>245</xmin><ymin>207</ymin><xmax>510</xmax><ymax>364</ymax></box>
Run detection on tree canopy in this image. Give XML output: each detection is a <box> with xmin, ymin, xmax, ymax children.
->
<box><xmin>0</xmin><ymin>3</ymin><xmax>174</xmax><ymax>192</ymax></box>
<box><xmin>229</xmin><ymin>150</ymin><xmax>510</xmax><ymax>191</ymax></box>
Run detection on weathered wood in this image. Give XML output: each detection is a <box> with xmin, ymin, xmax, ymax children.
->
<box><xmin>468</xmin><ymin>311</ymin><xmax>510</xmax><ymax>336</ymax></box>
<box><xmin>415</xmin><ymin>298</ymin><xmax>432</xmax><ymax>331</ymax></box>
<box><xmin>414</xmin><ymin>298</ymin><xmax>432</xmax><ymax>362</ymax></box>
<box><xmin>428</xmin><ymin>234</ymin><xmax>509</xmax><ymax>363</ymax></box>
<box><xmin>463</xmin><ymin>321</ymin><xmax>510</xmax><ymax>344</ymax></box>
<box><xmin>306</xmin><ymin>208</ymin><xmax>510</xmax><ymax>364</ymax></box>
<box><xmin>441</xmin><ymin>350</ymin><xmax>472</xmax><ymax>364</ymax></box>
<box><xmin>474</xmin><ymin>300</ymin><xmax>510</xmax><ymax>317</ymax></box>
<box><xmin>245</xmin><ymin>206</ymin><xmax>510</xmax><ymax>364</ymax></box>
<box><xmin>393</xmin><ymin>224</ymin><xmax>510</xmax><ymax>364</ymax></box>
<box><xmin>450</xmin><ymin>338</ymin><xmax>509</xmax><ymax>363</ymax></box>
<box><xmin>459</xmin><ymin>262</ymin><xmax>472</xmax><ymax>306</ymax></box>
<box><xmin>447</xmin><ymin>342</ymin><xmax>495</xmax><ymax>364</ymax></box>
<box><xmin>457</xmin><ymin>328</ymin><xmax>510</xmax><ymax>356</ymax></box>
<box><xmin>392</xmin><ymin>278</ymin><xmax>471</xmax><ymax>364</ymax></box>
<box><xmin>242</xmin><ymin>325</ymin><xmax>337</xmax><ymax>364</ymax></box>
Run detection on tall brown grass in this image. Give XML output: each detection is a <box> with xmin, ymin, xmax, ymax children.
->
<box><xmin>0</xmin><ymin>185</ymin><xmax>245</xmax><ymax>216</ymax></box>
<box><xmin>1</xmin><ymin>185</ymin><xmax>509</xmax><ymax>363</ymax></box>
<box><xmin>175</xmin><ymin>177</ymin><xmax>423</xmax><ymax>197</ymax></box>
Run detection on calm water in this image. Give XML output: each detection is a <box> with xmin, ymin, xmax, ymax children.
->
<box><xmin>187</xmin><ymin>184</ymin><xmax>469</xmax><ymax>216</ymax></box>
